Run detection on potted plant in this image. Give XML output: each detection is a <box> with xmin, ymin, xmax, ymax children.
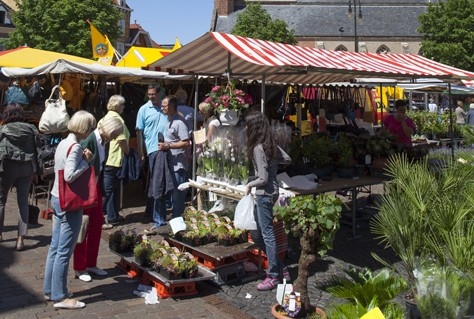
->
<box><xmin>332</xmin><ymin>134</ymin><xmax>357</xmax><ymax>178</ymax></box>
<box><xmin>370</xmin><ymin>153</ymin><xmax>474</xmax><ymax>318</ymax></box>
<box><xmin>133</xmin><ymin>241</ymin><xmax>155</xmax><ymax>268</ymax></box>
<box><xmin>109</xmin><ymin>229</ymin><xmax>137</xmax><ymax>253</ymax></box>
<box><xmin>203</xmin><ymin>79</ymin><xmax>252</xmax><ymax>126</ymax></box>
<box><xmin>301</xmin><ymin>133</ymin><xmax>334</xmax><ymax>177</ymax></box>
<box><xmin>274</xmin><ymin>193</ymin><xmax>344</xmax><ymax>317</ymax></box>
<box><xmin>322</xmin><ymin>267</ymin><xmax>407</xmax><ymax>318</ymax></box>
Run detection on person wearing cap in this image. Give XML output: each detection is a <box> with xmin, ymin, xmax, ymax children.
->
<box><xmin>383</xmin><ymin>99</ymin><xmax>416</xmax><ymax>147</ymax></box>
<box><xmin>466</xmin><ymin>103</ymin><xmax>474</xmax><ymax>125</ymax></box>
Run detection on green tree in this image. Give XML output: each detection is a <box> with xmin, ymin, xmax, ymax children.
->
<box><xmin>417</xmin><ymin>0</ymin><xmax>474</xmax><ymax>71</ymax></box>
<box><xmin>231</xmin><ymin>1</ymin><xmax>297</xmax><ymax>45</ymax></box>
<box><xmin>3</xmin><ymin>0</ymin><xmax>122</xmax><ymax>58</ymax></box>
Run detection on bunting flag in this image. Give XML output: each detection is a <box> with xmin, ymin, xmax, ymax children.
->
<box><xmin>173</xmin><ymin>37</ymin><xmax>182</xmax><ymax>50</ymax></box>
<box><xmin>88</xmin><ymin>20</ymin><xmax>114</xmax><ymax>65</ymax></box>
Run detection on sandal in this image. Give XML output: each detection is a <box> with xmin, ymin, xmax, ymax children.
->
<box><xmin>53</xmin><ymin>298</ymin><xmax>85</xmax><ymax>309</ymax></box>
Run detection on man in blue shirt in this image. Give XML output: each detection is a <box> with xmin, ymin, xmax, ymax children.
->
<box><xmin>135</xmin><ymin>84</ymin><xmax>169</xmax><ymax>231</ymax></box>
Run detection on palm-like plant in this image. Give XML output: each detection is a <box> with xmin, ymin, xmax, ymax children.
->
<box><xmin>370</xmin><ymin>153</ymin><xmax>474</xmax><ymax>317</ymax></box>
<box><xmin>323</xmin><ymin>267</ymin><xmax>407</xmax><ymax>319</ymax></box>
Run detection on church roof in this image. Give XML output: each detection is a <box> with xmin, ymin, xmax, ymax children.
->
<box><xmin>215</xmin><ymin>2</ymin><xmax>429</xmax><ymax>39</ymax></box>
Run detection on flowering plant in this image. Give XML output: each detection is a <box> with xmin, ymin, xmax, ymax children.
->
<box><xmin>204</xmin><ymin>81</ymin><xmax>253</xmax><ymax>113</ymax></box>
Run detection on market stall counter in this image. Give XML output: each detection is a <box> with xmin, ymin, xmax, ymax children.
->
<box><xmin>189</xmin><ymin>174</ymin><xmax>387</xmax><ymax>239</ymax></box>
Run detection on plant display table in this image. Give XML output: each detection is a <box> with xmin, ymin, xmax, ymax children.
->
<box><xmin>112</xmin><ymin>252</ymin><xmax>216</xmax><ymax>298</ymax></box>
<box><xmin>190</xmin><ymin>175</ymin><xmax>387</xmax><ymax>239</ymax></box>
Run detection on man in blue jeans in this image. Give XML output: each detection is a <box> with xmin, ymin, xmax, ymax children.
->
<box><xmin>135</xmin><ymin>84</ymin><xmax>169</xmax><ymax>233</ymax></box>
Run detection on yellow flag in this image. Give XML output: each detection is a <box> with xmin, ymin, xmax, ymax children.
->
<box><xmin>88</xmin><ymin>21</ymin><xmax>114</xmax><ymax>64</ymax></box>
<box><xmin>97</xmin><ymin>35</ymin><xmax>114</xmax><ymax>65</ymax></box>
<box><xmin>173</xmin><ymin>37</ymin><xmax>182</xmax><ymax>50</ymax></box>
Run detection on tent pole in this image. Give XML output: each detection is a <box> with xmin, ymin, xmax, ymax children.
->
<box><xmin>192</xmin><ymin>75</ymin><xmax>199</xmax><ymax>184</ymax></box>
<box><xmin>261</xmin><ymin>74</ymin><xmax>266</xmax><ymax>113</ymax></box>
<box><xmin>448</xmin><ymin>83</ymin><xmax>454</xmax><ymax>161</ymax></box>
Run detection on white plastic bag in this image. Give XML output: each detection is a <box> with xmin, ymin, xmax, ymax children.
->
<box><xmin>39</xmin><ymin>85</ymin><xmax>70</xmax><ymax>134</ymax></box>
<box><xmin>233</xmin><ymin>194</ymin><xmax>257</xmax><ymax>230</ymax></box>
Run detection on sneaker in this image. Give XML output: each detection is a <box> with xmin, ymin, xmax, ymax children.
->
<box><xmin>53</xmin><ymin>298</ymin><xmax>85</xmax><ymax>309</ymax></box>
<box><xmin>281</xmin><ymin>267</ymin><xmax>291</xmax><ymax>282</ymax></box>
<box><xmin>102</xmin><ymin>223</ymin><xmax>113</xmax><ymax>230</ymax></box>
<box><xmin>257</xmin><ymin>276</ymin><xmax>279</xmax><ymax>291</ymax></box>
<box><xmin>86</xmin><ymin>267</ymin><xmax>108</xmax><ymax>276</ymax></box>
<box><xmin>75</xmin><ymin>271</ymin><xmax>92</xmax><ymax>282</ymax></box>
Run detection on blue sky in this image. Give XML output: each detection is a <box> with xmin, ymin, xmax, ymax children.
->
<box><xmin>126</xmin><ymin>0</ymin><xmax>214</xmax><ymax>46</ymax></box>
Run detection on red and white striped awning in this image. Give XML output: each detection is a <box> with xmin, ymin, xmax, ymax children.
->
<box><xmin>148</xmin><ymin>32</ymin><xmax>474</xmax><ymax>85</ymax></box>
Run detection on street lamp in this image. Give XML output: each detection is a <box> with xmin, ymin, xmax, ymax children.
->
<box><xmin>347</xmin><ymin>0</ymin><xmax>362</xmax><ymax>52</ymax></box>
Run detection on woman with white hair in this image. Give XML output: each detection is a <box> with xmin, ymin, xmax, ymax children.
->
<box><xmin>100</xmin><ymin>95</ymin><xmax>130</xmax><ymax>229</ymax></box>
<box><xmin>73</xmin><ymin>115</ymin><xmax>124</xmax><ymax>283</ymax></box>
<box><xmin>43</xmin><ymin>110</ymin><xmax>96</xmax><ymax>309</ymax></box>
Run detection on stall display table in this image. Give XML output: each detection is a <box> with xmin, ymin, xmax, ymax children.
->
<box><xmin>292</xmin><ymin>175</ymin><xmax>387</xmax><ymax>239</ymax></box>
<box><xmin>190</xmin><ymin>174</ymin><xmax>387</xmax><ymax>239</ymax></box>
<box><xmin>112</xmin><ymin>251</ymin><xmax>216</xmax><ymax>298</ymax></box>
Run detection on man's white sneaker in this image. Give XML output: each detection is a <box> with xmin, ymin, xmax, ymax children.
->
<box><xmin>75</xmin><ymin>271</ymin><xmax>92</xmax><ymax>282</ymax></box>
<box><xmin>86</xmin><ymin>267</ymin><xmax>108</xmax><ymax>276</ymax></box>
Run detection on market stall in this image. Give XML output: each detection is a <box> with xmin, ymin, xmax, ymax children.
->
<box><xmin>0</xmin><ymin>46</ymin><xmax>96</xmax><ymax>68</ymax></box>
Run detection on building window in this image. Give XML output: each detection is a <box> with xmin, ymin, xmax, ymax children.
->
<box><xmin>0</xmin><ymin>11</ymin><xmax>5</xmax><ymax>24</ymax></box>
<box><xmin>118</xmin><ymin>19</ymin><xmax>125</xmax><ymax>36</ymax></box>
<box><xmin>376</xmin><ymin>45</ymin><xmax>390</xmax><ymax>54</ymax></box>
<box><xmin>335</xmin><ymin>45</ymin><xmax>347</xmax><ymax>51</ymax></box>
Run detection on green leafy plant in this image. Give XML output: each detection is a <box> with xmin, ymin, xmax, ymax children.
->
<box><xmin>415</xmin><ymin>258</ymin><xmax>473</xmax><ymax>319</ymax></box>
<box><xmin>274</xmin><ymin>193</ymin><xmax>344</xmax><ymax>316</ymax></box>
<box><xmin>323</xmin><ymin>267</ymin><xmax>407</xmax><ymax>319</ymax></box>
<box><xmin>301</xmin><ymin>133</ymin><xmax>334</xmax><ymax>168</ymax></box>
<box><xmin>133</xmin><ymin>241</ymin><xmax>155</xmax><ymax>267</ymax></box>
<box><xmin>370</xmin><ymin>153</ymin><xmax>474</xmax><ymax>305</ymax></box>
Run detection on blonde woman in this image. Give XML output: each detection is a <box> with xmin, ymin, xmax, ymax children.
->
<box><xmin>101</xmin><ymin>95</ymin><xmax>130</xmax><ymax>229</ymax></box>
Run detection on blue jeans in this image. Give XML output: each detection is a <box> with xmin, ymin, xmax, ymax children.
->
<box><xmin>43</xmin><ymin>195</ymin><xmax>82</xmax><ymax>301</ymax></box>
<box><xmin>103</xmin><ymin>166</ymin><xmax>121</xmax><ymax>222</ymax></box>
<box><xmin>172</xmin><ymin>168</ymin><xmax>187</xmax><ymax>218</ymax></box>
<box><xmin>250</xmin><ymin>194</ymin><xmax>283</xmax><ymax>278</ymax></box>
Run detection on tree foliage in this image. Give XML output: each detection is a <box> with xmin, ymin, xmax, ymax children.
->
<box><xmin>417</xmin><ymin>0</ymin><xmax>474</xmax><ymax>71</ymax></box>
<box><xmin>231</xmin><ymin>1</ymin><xmax>297</xmax><ymax>45</ymax></box>
<box><xmin>3</xmin><ymin>0</ymin><xmax>122</xmax><ymax>58</ymax></box>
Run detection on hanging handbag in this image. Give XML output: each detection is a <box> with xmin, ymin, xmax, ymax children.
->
<box><xmin>39</xmin><ymin>85</ymin><xmax>70</xmax><ymax>134</ymax></box>
<box><xmin>58</xmin><ymin>144</ymin><xmax>99</xmax><ymax>212</ymax></box>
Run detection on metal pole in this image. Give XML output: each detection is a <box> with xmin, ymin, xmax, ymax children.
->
<box><xmin>353</xmin><ymin>2</ymin><xmax>358</xmax><ymax>52</ymax></box>
<box><xmin>348</xmin><ymin>0</ymin><xmax>362</xmax><ymax>52</ymax></box>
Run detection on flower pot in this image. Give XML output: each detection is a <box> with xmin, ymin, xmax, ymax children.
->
<box><xmin>336</xmin><ymin>166</ymin><xmax>354</xmax><ymax>178</ymax></box>
<box><xmin>271</xmin><ymin>304</ymin><xmax>326</xmax><ymax>319</ymax></box>
<box><xmin>313</xmin><ymin>164</ymin><xmax>334</xmax><ymax>178</ymax></box>
<box><xmin>219</xmin><ymin>109</ymin><xmax>240</xmax><ymax>126</ymax></box>
<box><xmin>405</xmin><ymin>299</ymin><xmax>421</xmax><ymax>319</ymax></box>
<box><xmin>159</xmin><ymin>267</ymin><xmax>183</xmax><ymax>280</ymax></box>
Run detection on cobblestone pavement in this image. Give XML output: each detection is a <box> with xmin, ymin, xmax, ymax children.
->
<box><xmin>0</xmin><ymin>181</ymin><xmax>404</xmax><ymax>319</ymax></box>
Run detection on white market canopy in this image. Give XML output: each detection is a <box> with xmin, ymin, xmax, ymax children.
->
<box><xmin>148</xmin><ymin>32</ymin><xmax>474</xmax><ymax>85</ymax></box>
<box><xmin>1</xmin><ymin>59</ymin><xmax>192</xmax><ymax>83</ymax></box>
